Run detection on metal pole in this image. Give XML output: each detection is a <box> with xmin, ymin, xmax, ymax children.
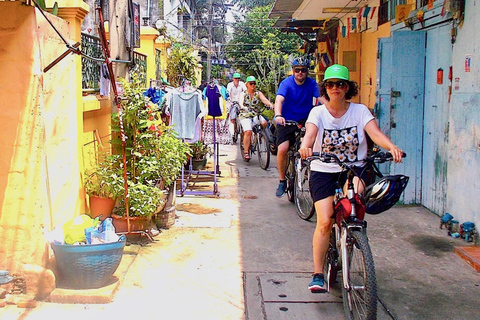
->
<box><xmin>97</xmin><ymin>8</ymin><xmax>131</xmax><ymax>233</ymax></box>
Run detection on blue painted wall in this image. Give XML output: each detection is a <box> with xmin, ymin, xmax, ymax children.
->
<box><xmin>447</xmin><ymin>0</ymin><xmax>480</xmax><ymax>228</ymax></box>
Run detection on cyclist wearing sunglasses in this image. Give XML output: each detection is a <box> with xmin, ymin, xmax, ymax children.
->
<box><xmin>238</xmin><ymin>76</ymin><xmax>273</xmax><ymax>161</ymax></box>
<box><xmin>298</xmin><ymin>64</ymin><xmax>404</xmax><ymax>292</ymax></box>
<box><xmin>274</xmin><ymin>56</ymin><xmax>320</xmax><ymax>197</ymax></box>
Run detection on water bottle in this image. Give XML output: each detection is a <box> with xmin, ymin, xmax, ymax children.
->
<box><xmin>334</xmin><ymin>188</ymin><xmax>343</xmax><ymax>203</ymax></box>
<box><xmin>103</xmin><ymin>218</ymin><xmax>118</xmax><ymax>243</ymax></box>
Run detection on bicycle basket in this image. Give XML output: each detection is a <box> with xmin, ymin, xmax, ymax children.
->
<box><xmin>364</xmin><ymin>175</ymin><xmax>409</xmax><ymax>214</ymax></box>
<box><xmin>334</xmin><ymin>194</ymin><xmax>366</xmax><ymax>225</ymax></box>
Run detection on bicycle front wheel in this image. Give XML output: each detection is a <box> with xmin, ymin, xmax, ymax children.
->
<box><xmin>342</xmin><ymin>230</ymin><xmax>377</xmax><ymax>320</ymax></box>
<box><xmin>294</xmin><ymin>159</ymin><xmax>315</xmax><ymax>220</ymax></box>
<box><xmin>257</xmin><ymin>131</ymin><xmax>270</xmax><ymax>170</ymax></box>
<box><xmin>232</xmin><ymin>121</ymin><xmax>239</xmax><ymax>143</ymax></box>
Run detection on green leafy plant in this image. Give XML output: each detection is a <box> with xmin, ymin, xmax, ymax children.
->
<box><xmin>115</xmin><ymin>180</ymin><xmax>167</xmax><ymax>218</ymax></box>
<box><xmin>166</xmin><ymin>44</ymin><xmax>198</xmax><ymax>87</ymax></box>
<box><xmin>84</xmin><ymin>154</ymin><xmax>123</xmax><ymax>199</ymax></box>
<box><xmin>189</xmin><ymin>140</ymin><xmax>213</xmax><ymax>160</ymax></box>
<box><xmin>110</xmin><ymin>73</ymin><xmax>189</xmax><ymax>217</ymax></box>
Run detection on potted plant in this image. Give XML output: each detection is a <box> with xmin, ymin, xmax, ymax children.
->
<box><xmin>110</xmin><ymin>74</ymin><xmax>189</xmax><ymax>230</ymax></box>
<box><xmin>84</xmin><ymin>154</ymin><xmax>123</xmax><ymax>220</ymax></box>
<box><xmin>187</xmin><ymin>140</ymin><xmax>213</xmax><ymax>170</ymax></box>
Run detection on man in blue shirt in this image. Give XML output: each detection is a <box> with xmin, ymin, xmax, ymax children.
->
<box><xmin>273</xmin><ymin>56</ymin><xmax>320</xmax><ymax>197</ymax></box>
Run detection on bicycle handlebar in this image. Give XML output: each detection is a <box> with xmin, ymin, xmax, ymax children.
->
<box><xmin>296</xmin><ymin>150</ymin><xmax>406</xmax><ymax>165</ymax></box>
<box><xmin>283</xmin><ymin>120</ymin><xmax>302</xmax><ymax>127</ymax></box>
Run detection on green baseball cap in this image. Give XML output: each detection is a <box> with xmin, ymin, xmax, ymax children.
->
<box><xmin>233</xmin><ymin>72</ymin><xmax>241</xmax><ymax>78</ymax></box>
<box><xmin>324</xmin><ymin>64</ymin><xmax>349</xmax><ymax>81</ymax></box>
<box><xmin>246</xmin><ymin>76</ymin><xmax>256</xmax><ymax>83</ymax></box>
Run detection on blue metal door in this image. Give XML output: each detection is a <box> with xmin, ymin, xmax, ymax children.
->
<box><xmin>376</xmin><ymin>32</ymin><xmax>426</xmax><ymax>204</ymax></box>
<box><xmin>422</xmin><ymin>25</ymin><xmax>452</xmax><ymax>215</ymax></box>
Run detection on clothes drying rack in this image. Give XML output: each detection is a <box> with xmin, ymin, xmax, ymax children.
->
<box><xmin>175</xmin><ymin>80</ymin><xmax>220</xmax><ymax>197</ymax></box>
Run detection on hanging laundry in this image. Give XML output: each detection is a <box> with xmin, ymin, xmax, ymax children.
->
<box><xmin>99</xmin><ymin>63</ymin><xmax>110</xmax><ymax>97</ymax></box>
<box><xmin>205</xmin><ymin>84</ymin><xmax>222</xmax><ymax>117</ymax></box>
<box><xmin>166</xmin><ymin>89</ymin><xmax>204</xmax><ymax>140</ymax></box>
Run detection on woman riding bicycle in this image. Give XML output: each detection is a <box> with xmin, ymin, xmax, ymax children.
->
<box><xmin>298</xmin><ymin>64</ymin><xmax>404</xmax><ymax>292</ymax></box>
<box><xmin>238</xmin><ymin>76</ymin><xmax>273</xmax><ymax>161</ymax></box>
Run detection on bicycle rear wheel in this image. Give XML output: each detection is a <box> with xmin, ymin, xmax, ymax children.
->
<box><xmin>285</xmin><ymin>153</ymin><xmax>295</xmax><ymax>202</ymax></box>
<box><xmin>257</xmin><ymin>131</ymin><xmax>270</xmax><ymax>170</ymax></box>
<box><xmin>342</xmin><ymin>230</ymin><xmax>377</xmax><ymax>320</ymax></box>
<box><xmin>294</xmin><ymin>159</ymin><xmax>315</xmax><ymax>220</ymax></box>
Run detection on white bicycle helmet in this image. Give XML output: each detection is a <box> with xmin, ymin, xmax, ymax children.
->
<box><xmin>364</xmin><ymin>175</ymin><xmax>409</xmax><ymax>214</ymax></box>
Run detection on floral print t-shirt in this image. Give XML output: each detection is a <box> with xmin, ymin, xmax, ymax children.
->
<box><xmin>306</xmin><ymin>102</ymin><xmax>374</xmax><ymax>173</ymax></box>
<box><xmin>238</xmin><ymin>91</ymin><xmax>266</xmax><ymax>118</ymax></box>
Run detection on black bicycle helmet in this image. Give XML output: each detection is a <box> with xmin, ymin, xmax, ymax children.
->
<box><xmin>364</xmin><ymin>175</ymin><xmax>409</xmax><ymax>214</ymax></box>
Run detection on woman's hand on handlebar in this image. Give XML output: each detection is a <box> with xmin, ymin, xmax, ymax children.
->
<box><xmin>298</xmin><ymin>147</ymin><xmax>313</xmax><ymax>159</ymax></box>
<box><xmin>389</xmin><ymin>145</ymin><xmax>404</xmax><ymax>163</ymax></box>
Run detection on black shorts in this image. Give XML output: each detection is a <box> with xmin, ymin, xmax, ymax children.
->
<box><xmin>309</xmin><ymin>167</ymin><xmax>372</xmax><ymax>202</ymax></box>
<box><xmin>276</xmin><ymin>119</ymin><xmax>306</xmax><ymax>146</ymax></box>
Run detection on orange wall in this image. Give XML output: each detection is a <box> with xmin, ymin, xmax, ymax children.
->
<box><xmin>0</xmin><ymin>2</ymin><xmax>86</xmax><ymax>271</ymax></box>
<box><xmin>360</xmin><ymin>23</ymin><xmax>391</xmax><ymax>109</ymax></box>
<box><xmin>338</xmin><ymin>33</ymin><xmax>362</xmax><ymax>104</ymax></box>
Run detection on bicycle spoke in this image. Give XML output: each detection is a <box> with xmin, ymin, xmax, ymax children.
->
<box><xmin>342</xmin><ymin>230</ymin><xmax>377</xmax><ymax>320</ymax></box>
<box><xmin>286</xmin><ymin>153</ymin><xmax>295</xmax><ymax>202</ymax></box>
<box><xmin>257</xmin><ymin>131</ymin><xmax>270</xmax><ymax>170</ymax></box>
<box><xmin>294</xmin><ymin>160</ymin><xmax>315</xmax><ymax>220</ymax></box>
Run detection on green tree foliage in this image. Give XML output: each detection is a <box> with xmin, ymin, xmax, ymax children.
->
<box><xmin>166</xmin><ymin>44</ymin><xmax>199</xmax><ymax>87</ymax></box>
<box><xmin>234</xmin><ymin>0</ymin><xmax>275</xmax><ymax>11</ymax></box>
<box><xmin>225</xmin><ymin>5</ymin><xmax>301</xmax><ymax>98</ymax></box>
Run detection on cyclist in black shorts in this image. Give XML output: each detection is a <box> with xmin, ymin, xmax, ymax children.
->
<box><xmin>273</xmin><ymin>56</ymin><xmax>320</xmax><ymax>197</ymax></box>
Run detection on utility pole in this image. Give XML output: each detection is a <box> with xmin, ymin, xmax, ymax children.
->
<box><xmin>206</xmin><ymin>0</ymin><xmax>213</xmax><ymax>82</ymax></box>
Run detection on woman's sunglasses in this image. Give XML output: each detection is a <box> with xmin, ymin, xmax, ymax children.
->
<box><xmin>293</xmin><ymin>68</ymin><xmax>308</xmax><ymax>73</ymax></box>
<box><xmin>247</xmin><ymin>82</ymin><xmax>256</xmax><ymax>86</ymax></box>
<box><xmin>325</xmin><ymin>81</ymin><xmax>347</xmax><ymax>89</ymax></box>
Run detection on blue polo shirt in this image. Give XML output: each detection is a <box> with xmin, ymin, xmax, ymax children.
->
<box><xmin>276</xmin><ymin>76</ymin><xmax>319</xmax><ymax>121</ymax></box>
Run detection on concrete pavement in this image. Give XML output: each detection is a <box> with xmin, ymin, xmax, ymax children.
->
<box><xmin>1</xmin><ymin>144</ymin><xmax>480</xmax><ymax>320</ymax></box>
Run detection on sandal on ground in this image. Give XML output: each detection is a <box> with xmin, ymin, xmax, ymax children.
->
<box><xmin>243</xmin><ymin>153</ymin><xmax>251</xmax><ymax>161</ymax></box>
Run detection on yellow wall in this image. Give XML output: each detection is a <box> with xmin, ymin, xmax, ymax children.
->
<box><xmin>154</xmin><ymin>36</ymin><xmax>171</xmax><ymax>81</ymax></box>
<box><xmin>360</xmin><ymin>23</ymin><xmax>391</xmax><ymax>109</ymax></box>
<box><xmin>338</xmin><ymin>33</ymin><xmax>362</xmax><ymax>104</ymax></box>
<box><xmin>137</xmin><ymin>26</ymin><xmax>160</xmax><ymax>87</ymax></box>
<box><xmin>0</xmin><ymin>1</ymin><xmax>88</xmax><ymax>271</ymax></box>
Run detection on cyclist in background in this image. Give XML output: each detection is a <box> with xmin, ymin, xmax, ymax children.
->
<box><xmin>226</xmin><ymin>73</ymin><xmax>247</xmax><ymax>135</ymax></box>
<box><xmin>298</xmin><ymin>64</ymin><xmax>404</xmax><ymax>292</ymax></box>
<box><xmin>238</xmin><ymin>76</ymin><xmax>273</xmax><ymax>161</ymax></box>
<box><xmin>274</xmin><ymin>56</ymin><xmax>320</xmax><ymax>197</ymax></box>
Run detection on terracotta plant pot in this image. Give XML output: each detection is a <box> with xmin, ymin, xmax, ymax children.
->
<box><xmin>89</xmin><ymin>196</ymin><xmax>116</xmax><ymax>221</ymax></box>
<box><xmin>111</xmin><ymin>214</ymin><xmax>151</xmax><ymax>233</ymax></box>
